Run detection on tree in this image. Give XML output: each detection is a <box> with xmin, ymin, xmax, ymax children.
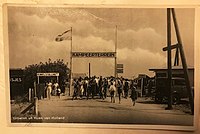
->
<box><xmin>23</xmin><ymin>58</ymin><xmax>69</xmax><ymax>93</ymax></box>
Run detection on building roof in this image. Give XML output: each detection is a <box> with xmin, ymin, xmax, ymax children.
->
<box><xmin>10</xmin><ymin>68</ymin><xmax>24</xmax><ymax>70</ymax></box>
<box><xmin>149</xmin><ymin>65</ymin><xmax>194</xmax><ymax>72</ymax></box>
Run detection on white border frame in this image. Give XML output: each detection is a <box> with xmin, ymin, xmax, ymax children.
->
<box><xmin>2</xmin><ymin>2</ymin><xmax>200</xmax><ymax>132</ymax></box>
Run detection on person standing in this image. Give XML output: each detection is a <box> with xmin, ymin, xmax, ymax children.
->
<box><xmin>47</xmin><ymin>81</ymin><xmax>52</xmax><ymax>100</ymax></box>
<box><xmin>80</xmin><ymin>80</ymin><xmax>84</xmax><ymax>99</ymax></box>
<box><xmin>54</xmin><ymin>82</ymin><xmax>59</xmax><ymax>96</ymax></box>
<box><xmin>87</xmin><ymin>78</ymin><xmax>92</xmax><ymax>100</ymax></box>
<box><xmin>56</xmin><ymin>86</ymin><xmax>61</xmax><ymax>98</ymax></box>
<box><xmin>103</xmin><ymin>78</ymin><xmax>108</xmax><ymax>99</ymax></box>
<box><xmin>124</xmin><ymin>79</ymin><xmax>129</xmax><ymax>99</ymax></box>
<box><xmin>98</xmin><ymin>76</ymin><xmax>103</xmax><ymax>99</ymax></box>
<box><xmin>72</xmin><ymin>79</ymin><xmax>78</xmax><ymax>100</ymax></box>
<box><xmin>130</xmin><ymin>81</ymin><xmax>137</xmax><ymax>106</ymax></box>
<box><xmin>116</xmin><ymin>79</ymin><xmax>123</xmax><ymax>104</ymax></box>
<box><xmin>109</xmin><ymin>82</ymin><xmax>116</xmax><ymax>103</ymax></box>
<box><xmin>91</xmin><ymin>78</ymin><xmax>96</xmax><ymax>99</ymax></box>
<box><xmin>95</xmin><ymin>76</ymin><xmax>99</xmax><ymax>96</ymax></box>
<box><xmin>83</xmin><ymin>79</ymin><xmax>88</xmax><ymax>97</ymax></box>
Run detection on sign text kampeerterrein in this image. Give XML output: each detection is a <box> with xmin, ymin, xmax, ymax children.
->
<box><xmin>72</xmin><ymin>52</ymin><xmax>116</xmax><ymax>58</ymax></box>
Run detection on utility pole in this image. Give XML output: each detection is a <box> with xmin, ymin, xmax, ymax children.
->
<box><xmin>162</xmin><ymin>9</ymin><xmax>194</xmax><ymax>114</ymax></box>
<box><xmin>69</xmin><ymin>27</ymin><xmax>72</xmax><ymax>96</ymax></box>
<box><xmin>89</xmin><ymin>63</ymin><xmax>91</xmax><ymax>78</ymax></box>
<box><xmin>165</xmin><ymin>8</ymin><xmax>173</xmax><ymax>110</ymax></box>
<box><xmin>171</xmin><ymin>9</ymin><xmax>194</xmax><ymax>114</ymax></box>
<box><xmin>115</xmin><ymin>25</ymin><xmax>117</xmax><ymax>78</ymax></box>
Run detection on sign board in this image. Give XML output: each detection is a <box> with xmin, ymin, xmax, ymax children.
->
<box><xmin>10</xmin><ymin>69</ymin><xmax>24</xmax><ymax>99</ymax></box>
<box><xmin>117</xmin><ymin>64</ymin><xmax>123</xmax><ymax>68</ymax></box>
<box><xmin>37</xmin><ymin>73</ymin><xmax>59</xmax><ymax>77</ymax></box>
<box><xmin>116</xmin><ymin>64</ymin><xmax>123</xmax><ymax>73</ymax></box>
<box><xmin>117</xmin><ymin>69</ymin><xmax>123</xmax><ymax>73</ymax></box>
<box><xmin>72</xmin><ymin>52</ymin><xmax>116</xmax><ymax>58</ymax></box>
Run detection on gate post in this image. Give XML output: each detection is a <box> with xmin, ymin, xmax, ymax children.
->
<box><xmin>34</xmin><ymin>97</ymin><xmax>38</xmax><ymax>116</ymax></box>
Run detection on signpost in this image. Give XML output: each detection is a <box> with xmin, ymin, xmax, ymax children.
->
<box><xmin>116</xmin><ymin>64</ymin><xmax>124</xmax><ymax>74</ymax></box>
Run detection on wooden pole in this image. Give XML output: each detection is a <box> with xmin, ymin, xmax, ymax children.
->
<box><xmin>32</xmin><ymin>88</ymin><xmax>34</xmax><ymax>101</ymax></box>
<box><xmin>34</xmin><ymin>97</ymin><xmax>38</xmax><ymax>116</ymax></box>
<box><xmin>69</xmin><ymin>27</ymin><xmax>73</xmax><ymax>96</ymax></box>
<box><xmin>166</xmin><ymin>8</ymin><xmax>173</xmax><ymax>110</ymax></box>
<box><xmin>174</xmin><ymin>48</ymin><xmax>179</xmax><ymax>66</ymax></box>
<box><xmin>115</xmin><ymin>25</ymin><xmax>117</xmax><ymax>78</ymax></box>
<box><xmin>34</xmin><ymin>81</ymin><xmax>37</xmax><ymax>97</ymax></box>
<box><xmin>29</xmin><ymin>88</ymin><xmax>32</xmax><ymax>102</ymax></box>
<box><xmin>37</xmin><ymin>76</ymin><xmax>39</xmax><ymax>84</ymax></box>
<box><xmin>171</xmin><ymin>8</ymin><xmax>194</xmax><ymax>114</ymax></box>
<box><xmin>89</xmin><ymin>63</ymin><xmax>91</xmax><ymax>78</ymax></box>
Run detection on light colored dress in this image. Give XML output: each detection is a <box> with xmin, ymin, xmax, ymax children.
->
<box><xmin>47</xmin><ymin>82</ymin><xmax>52</xmax><ymax>99</ymax></box>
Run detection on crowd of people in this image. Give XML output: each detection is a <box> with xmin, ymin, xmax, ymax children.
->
<box><xmin>41</xmin><ymin>76</ymin><xmax>138</xmax><ymax>106</ymax></box>
<box><xmin>72</xmin><ymin>76</ymin><xmax>138</xmax><ymax>106</ymax></box>
<box><xmin>46</xmin><ymin>81</ymin><xmax>61</xmax><ymax>99</ymax></box>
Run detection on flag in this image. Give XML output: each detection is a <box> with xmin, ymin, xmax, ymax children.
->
<box><xmin>55</xmin><ymin>29</ymin><xmax>72</xmax><ymax>42</ymax></box>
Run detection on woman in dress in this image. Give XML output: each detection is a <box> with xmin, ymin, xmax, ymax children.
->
<box><xmin>47</xmin><ymin>81</ymin><xmax>52</xmax><ymax>100</ymax></box>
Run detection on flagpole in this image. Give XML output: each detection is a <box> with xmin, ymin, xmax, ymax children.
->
<box><xmin>69</xmin><ymin>27</ymin><xmax>72</xmax><ymax>96</ymax></box>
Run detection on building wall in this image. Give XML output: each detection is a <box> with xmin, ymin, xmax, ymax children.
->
<box><xmin>155</xmin><ymin>69</ymin><xmax>194</xmax><ymax>87</ymax></box>
<box><xmin>10</xmin><ymin>69</ymin><xmax>24</xmax><ymax>100</ymax></box>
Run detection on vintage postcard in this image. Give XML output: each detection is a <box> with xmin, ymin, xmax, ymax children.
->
<box><xmin>4</xmin><ymin>4</ymin><xmax>199</xmax><ymax>131</ymax></box>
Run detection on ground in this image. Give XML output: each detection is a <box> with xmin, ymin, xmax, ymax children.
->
<box><xmin>11</xmin><ymin>95</ymin><xmax>193</xmax><ymax>125</ymax></box>
<box><xmin>22</xmin><ymin>95</ymin><xmax>194</xmax><ymax>126</ymax></box>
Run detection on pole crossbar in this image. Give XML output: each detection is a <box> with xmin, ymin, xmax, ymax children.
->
<box><xmin>162</xmin><ymin>43</ymin><xmax>179</xmax><ymax>51</ymax></box>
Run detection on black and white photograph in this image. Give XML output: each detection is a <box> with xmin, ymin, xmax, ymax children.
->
<box><xmin>6</xmin><ymin>5</ymin><xmax>196</xmax><ymax>128</ymax></box>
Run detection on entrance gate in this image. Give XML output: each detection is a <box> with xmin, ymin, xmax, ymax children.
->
<box><xmin>36</xmin><ymin>73</ymin><xmax>59</xmax><ymax>84</ymax></box>
<box><xmin>68</xmin><ymin>26</ymin><xmax>118</xmax><ymax>96</ymax></box>
<box><xmin>36</xmin><ymin>73</ymin><xmax>59</xmax><ymax>99</ymax></box>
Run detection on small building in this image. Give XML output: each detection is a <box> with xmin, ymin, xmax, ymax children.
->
<box><xmin>149</xmin><ymin>66</ymin><xmax>194</xmax><ymax>87</ymax></box>
<box><xmin>133</xmin><ymin>74</ymin><xmax>150</xmax><ymax>97</ymax></box>
<box><xmin>149</xmin><ymin>66</ymin><xmax>194</xmax><ymax>103</ymax></box>
<box><xmin>10</xmin><ymin>68</ymin><xmax>24</xmax><ymax>100</ymax></box>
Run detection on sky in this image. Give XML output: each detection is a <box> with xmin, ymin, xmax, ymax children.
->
<box><xmin>8</xmin><ymin>7</ymin><xmax>195</xmax><ymax>78</ymax></box>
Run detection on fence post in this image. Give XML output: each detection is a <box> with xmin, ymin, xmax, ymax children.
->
<box><xmin>34</xmin><ymin>97</ymin><xmax>38</xmax><ymax>116</ymax></box>
<box><xmin>34</xmin><ymin>81</ymin><xmax>37</xmax><ymax>97</ymax></box>
<box><xmin>29</xmin><ymin>88</ymin><xmax>32</xmax><ymax>102</ymax></box>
